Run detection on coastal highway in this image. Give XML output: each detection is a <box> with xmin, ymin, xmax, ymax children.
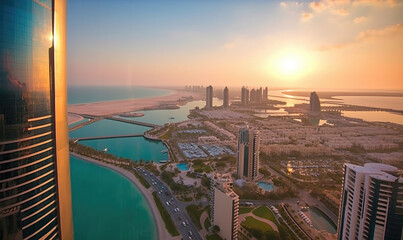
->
<box><xmin>135</xmin><ymin>168</ymin><xmax>203</xmax><ymax>240</ymax></box>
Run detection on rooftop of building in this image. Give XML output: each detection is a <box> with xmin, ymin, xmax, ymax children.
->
<box><xmin>212</xmin><ymin>173</ymin><xmax>239</xmax><ymax>199</ymax></box>
<box><xmin>345</xmin><ymin>163</ymin><xmax>401</xmax><ymax>182</ymax></box>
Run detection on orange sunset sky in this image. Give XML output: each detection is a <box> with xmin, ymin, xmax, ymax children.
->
<box><xmin>67</xmin><ymin>0</ymin><xmax>403</xmax><ymax>90</ymax></box>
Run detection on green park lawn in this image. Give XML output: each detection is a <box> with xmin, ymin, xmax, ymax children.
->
<box><xmin>241</xmin><ymin>216</ymin><xmax>274</xmax><ymax>233</ymax></box>
<box><xmin>252</xmin><ymin>206</ymin><xmax>279</xmax><ymax>225</ymax></box>
<box><xmin>239</xmin><ymin>207</ymin><xmax>254</xmax><ymax>214</ymax></box>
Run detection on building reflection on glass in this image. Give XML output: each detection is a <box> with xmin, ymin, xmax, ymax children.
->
<box><xmin>0</xmin><ymin>1</ymin><xmax>72</xmax><ymax>239</ymax></box>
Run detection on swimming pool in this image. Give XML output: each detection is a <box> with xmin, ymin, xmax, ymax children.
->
<box><xmin>258</xmin><ymin>181</ymin><xmax>274</xmax><ymax>191</ymax></box>
<box><xmin>176</xmin><ymin>163</ymin><xmax>189</xmax><ymax>171</ymax></box>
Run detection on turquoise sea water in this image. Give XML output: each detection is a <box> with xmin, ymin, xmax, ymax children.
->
<box><xmin>69</xmin><ymin>119</ymin><xmax>150</xmax><ymax>139</ymax></box>
<box><xmin>70</xmin><ymin>155</ymin><xmax>157</xmax><ymax>240</ymax></box>
<box><xmin>68</xmin><ymin>86</ymin><xmax>172</xmax><ymax>104</ymax></box>
<box><xmin>80</xmin><ymin>137</ymin><xmax>168</xmax><ymax>163</ymax></box>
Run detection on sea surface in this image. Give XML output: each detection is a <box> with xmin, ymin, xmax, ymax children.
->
<box><xmin>116</xmin><ymin>98</ymin><xmax>223</xmax><ymax>125</ymax></box>
<box><xmin>68</xmin><ymin>86</ymin><xmax>172</xmax><ymax>104</ymax></box>
<box><xmin>70</xmin><ymin>155</ymin><xmax>157</xmax><ymax>240</ymax></box>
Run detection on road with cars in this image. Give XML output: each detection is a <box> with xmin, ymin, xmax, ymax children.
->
<box><xmin>135</xmin><ymin>167</ymin><xmax>203</xmax><ymax>240</ymax></box>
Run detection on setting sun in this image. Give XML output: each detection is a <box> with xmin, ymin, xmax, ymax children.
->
<box><xmin>264</xmin><ymin>50</ymin><xmax>314</xmax><ymax>81</ymax></box>
<box><xmin>278</xmin><ymin>54</ymin><xmax>302</xmax><ymax>76</ymax></box>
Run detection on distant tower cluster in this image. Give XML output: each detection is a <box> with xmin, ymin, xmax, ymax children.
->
<box><xmin>223</xmin><ymin>86</ymin><xmax>229</xmax><ymax>108</ymax></box>
<box><xmin>210</xmin><ymin>174</ymin><xmax>239</xmax><ymax>240</ymax></box>
<box><xmin>185</xmin><ymin>85</ymin><xmax>205</xmax><ymax>93</ymax></box>
<box><xmin>337</xmin><ymin>163</ymin><xmax>403</xmax><ymax>240</ymax></box>
<box><xmin>241</xmin><ymin>86</ymin><xmax>268</xmax><ymax>105</ymax></box>
<box><xmin>205</xmin><ymin>85</ymin><xmax>213</xmax><ymax>109</ymax></box>
<box><xmin>237</xmin><ymin>127</ymin><xmax>260</xmax><ymax>181</ymax></box>
<box><xmin>310</xmin><ymin>91</ymin><xmax>321</xmax><ymax>113</ymax></box>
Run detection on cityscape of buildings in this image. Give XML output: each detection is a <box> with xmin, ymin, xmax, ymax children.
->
<box><xmin>1</xmin><ymin>1</ymin><xmax>402</xmax><ymax>240</ymax></box>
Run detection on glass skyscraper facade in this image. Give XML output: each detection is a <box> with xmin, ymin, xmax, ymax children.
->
<box><xmin>0</xmin><ymin>0</ymin><xmax>72</xmax><ymax>239</ymax></box>
<box><xmin>237</xmin><ymin>127</ymin><xmax>260</xmax><ymax>181</ymax></box>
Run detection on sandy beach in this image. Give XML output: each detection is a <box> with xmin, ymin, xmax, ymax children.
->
<box><xmin>70</xmin><ymin>152</ymin><xmax>178</xmax><ymax>240</ymax></box>
<box><xmin>67</xmin><ymin>113</ymin><xmax>83</xmax><ymax>125</ymax></box>
<box><xmin>67</xmin><ymin>90</ymin><xmax>202</xmax><ymax>119</ymax></box>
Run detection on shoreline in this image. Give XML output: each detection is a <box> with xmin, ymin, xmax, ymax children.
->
<box><xmin>67</xmin><ymin>90</ymin><xmax>202</xmax><ymax>119</ymax></box>
<box><xmin>283</xmin><ymin>90</ymin><xmax>403</xmax><ymax>100</ymax></box>
<box><xmin>70</xmin><ymin>152</ymin><xmax>176</xmax><ymax>240</ymax></box>
<box><xmin>68</xmin><ymin>113</ymin><xmax>84</xmax><ymax>126</ymax></box>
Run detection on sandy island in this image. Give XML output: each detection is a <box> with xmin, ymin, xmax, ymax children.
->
<box><xmin>67</xmin><ymin>90</ymin><xmax>202</xmax><ymax>121</ymax></box>
<box><xmin>70</xmin><ymin>152</ymin><xmax>178</xmax><ymax>240</ymax></box>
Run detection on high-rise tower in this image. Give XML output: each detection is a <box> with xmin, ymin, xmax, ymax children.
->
<box><xmin>237</xmin><ymin>127</ymin><xmax>260</xmax><ymax>181</ymax></box>
<box><xmin>241</xmin><ymin>87</ymin><xmax>249</xmax><ymax>105</ymax></box>
<box><xmin>263</xmin><ymin>87</ymin><xmax>268</xmax><ymax>101</ymax></box>
<box><xmin>310</xmin><ymin>91</ymin><xmax>321</xmax><ymax>113</ymax></box>
<box><xmin>0</xmin><ymin>1</ymin><xmax>73</xmax><ymax>239</ymax></box>
<box><xmin>338</xmin><ymin>163</ymin><xmax>402</xmax><ymax>240</ymax></box>
<box><xmin>223</xmin><ymin>86</ymin><xmax>229</xmax><ymax>108</ymax></box>
<box><xmin>210</xmin><ymin>174</ymin><xmax>239</xmax><ymax>240</ymax></box>
<box><xmin>206</xmin><ymin>85</ymin><xmax>213</xmax><ymax>109</ymax></box>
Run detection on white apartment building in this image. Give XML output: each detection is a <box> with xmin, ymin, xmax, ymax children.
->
<box><xmin>338</xmin><ymin>163</ymin><xmax>403</xmax><ymax>240</ymax></box>
<box><xmin>210</xmin><ymin>174</ymin><xmax>239</xmax><ymax>240</ymax></box>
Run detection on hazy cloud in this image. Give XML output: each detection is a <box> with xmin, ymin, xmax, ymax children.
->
<box><xmin>301</xmin><ymin>12</ymin><xmax>314</xmax><ymax>22</ymax></box>
<box><xmin>309</xmin><ymin>0</ymin><xmax>397</xmax><ymax>15</ymax></box>
<box><xmin>310</xmin><ymin>1</ymin><xmax>328</xmax><ymax>11</ymax></box>
<box><xmin>318</xmin><ymin>43</ymin><xmax>349</xmax><ymax>51</ymax></box>
<box><xmin>354</xmin><ymin>16</ymin><xmax>369</xmax><ymax>23</ymax></box>
<box><xmin>353</xmin><ymin>0</ymin><xmax>397</xmax><ymax>6</ymax></box>
<box><xmin>356</xmin><ymin>23</ymin><xmax>403</xmax><ymax>41</ymax></box>
<box><xmin>280</xmin><ymin>2</ymin><xmax>288</xmax><ymax>7</ymax></box>
<box><xmin>331</xmin><ymin>8</ymin><xmax>350</xmax><ymax>15</ymax></box>
<box><xmin>318</xmin><ymin>22</ymin><xmax>403</xmax><ymax>51</ymax></box>
<box><xmin>224</xmin><ymin>43</ymin><xmax>236</xmax><ymax>48</ymax></box>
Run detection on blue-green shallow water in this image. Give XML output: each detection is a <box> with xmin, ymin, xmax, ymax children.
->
<box><xmin>68</xmin><ymin>86</ymin><xmax>172</xmax><ymax>105</ymax></box>
<box><xmin>70</xmin><ymin>155</ymin><xmax>157</xmax><ymax>240</ymax></box>
<box><xmin>80</xmin><ymin>137</ymin><xmax>168</xmax><ymax>162</ymax></box>
<box><xmin>116</xmin><ymin>98</ymin><xmax>223</xmax><ymax>125</ymax></box>
<box><xmin>69</xmin><ymin>119</ymin><xmax>151</xmax><ymax>139</ymax></box>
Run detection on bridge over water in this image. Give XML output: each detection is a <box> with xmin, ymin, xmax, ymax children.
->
<box><xmin>70</xmin><ymin>133</ymin><xmax>144</xmax><ymax>141</ymax></box>
<box><xmin>105</xmin><ymin>116</ymin><xmax>160</xmax><ymax>128</ymax></box>
<box><xmin>68</xmin><ymin>114</ymin><xmax>161</xmax><ymax>132</ymax></box>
